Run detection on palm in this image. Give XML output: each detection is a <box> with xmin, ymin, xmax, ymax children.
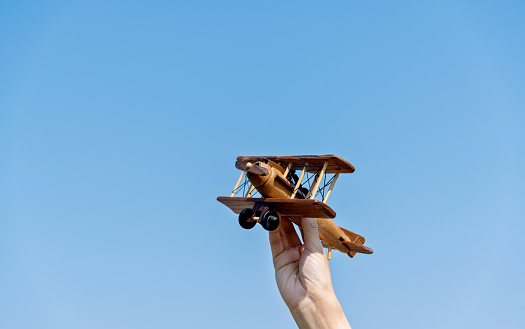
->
<box><xmin>269</xmin><ymin>218</ymin><xmax>333</xmax><ymax>310</ymax></box>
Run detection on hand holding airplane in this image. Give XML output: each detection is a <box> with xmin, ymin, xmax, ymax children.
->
<box><xmin>218</xmin><ymin>154</ymin><xmax>373</xmax><ymax>259</ymax></box>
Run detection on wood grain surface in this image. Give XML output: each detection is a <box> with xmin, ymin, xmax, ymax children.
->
<box><xmin>342</xmin><ymin>241</ymin><xmax>374</xmax><ymax>254</ymax></box>
<box><xmin>236</xmin><ymin>155</ymin><xmax>355</xmax><ymax>173</ymax></box>
<box><xmin>217</xmin><ymin>196</ymin><xmax>336</xmax><ymax>219</ymax></box>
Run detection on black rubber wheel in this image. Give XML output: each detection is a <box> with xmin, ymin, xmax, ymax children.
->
<box><xmin>260</xmin><ymin>210</ymin><xmax>280</xmax><ymax>231</ymax></box>
<box><xmin>238</xmin><ymin>208</ymin><xmax>256</xmax><ymax>229</ymax></box>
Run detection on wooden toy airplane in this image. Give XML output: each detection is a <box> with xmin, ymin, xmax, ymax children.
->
<box><xmin>217</xmin><ymin>155</ymin><xmax>373</xmax><ymax>259</ymax></box>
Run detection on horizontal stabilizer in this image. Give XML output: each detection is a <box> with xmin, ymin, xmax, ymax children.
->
<box><xmin>342</xmin><ymin>241</ymin><xmax>373</xmax><ymax>254</ymax></box>
<box><xmin>339</xmin><ymin>227</ymin><xmax>372</xmax><ymax>257</ymax></box>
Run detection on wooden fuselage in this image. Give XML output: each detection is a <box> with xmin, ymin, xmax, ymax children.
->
<box><xmin>247</xmin><ymin>162</ymin><xmax>365</xmax><ymax>257</ymax></box>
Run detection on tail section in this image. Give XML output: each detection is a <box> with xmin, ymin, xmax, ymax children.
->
<box><xmin>339</xmin><ymin>227</ymin><xmax>372</xmax><ymax>257</ymax></box>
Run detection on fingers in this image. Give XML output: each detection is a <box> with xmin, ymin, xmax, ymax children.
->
<box><xmin>270</xmin><ymin>217</ymin><xmax>302</xmax><ymax>259</ymax></box>
<box><xmin>279</xmin><ymin>217</ymin><xmax>301</xmax><ymax>250</ymax></box>
<box><xmin>299</xmin><ymin>245</ymin><xmax>305</xmax><ymax>256</ymax></box>
<box><xmin>269</xmin><ymin>229</ymin><xmax>283</xmax><ymax>259</ymax></box>
<box><xmin>301</xmin><ymin>218</ymin><xmax>324</xmax><ymax>253</ymax></box>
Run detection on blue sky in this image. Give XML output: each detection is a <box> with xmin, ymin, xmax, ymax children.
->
<box><xmin>1</xmin><ymin>1</ymin><xmax>524</xmax><ymax>328</ymax></box>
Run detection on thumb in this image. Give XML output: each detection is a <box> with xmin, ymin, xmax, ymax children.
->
<box><xmin>301</xmin><ymin>218</ymin><xmax>323</xmax><ymax>253</ymax></box>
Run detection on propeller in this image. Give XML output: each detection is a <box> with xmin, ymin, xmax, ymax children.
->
<box><xmin>235</xmin><ymin>160</ymin><xmax>269</xmax><ymax>176</ymax></box>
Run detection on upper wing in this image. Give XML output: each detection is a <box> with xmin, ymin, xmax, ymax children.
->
<box><xmin>236</xmin><ymin>155</ymin><xmax>355</xmax><ymax>173</ymax></box>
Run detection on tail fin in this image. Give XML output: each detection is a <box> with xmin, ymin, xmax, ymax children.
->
<box><xmin>339</xmin><ymin>227</ymin><xmax>368</xmax><ymax>258</ymax></box>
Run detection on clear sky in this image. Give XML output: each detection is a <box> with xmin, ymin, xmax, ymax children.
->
<box><xmin>1</xmin><ymin>1</ymin><xmax>524</xmax><ymax>328</ymax></box>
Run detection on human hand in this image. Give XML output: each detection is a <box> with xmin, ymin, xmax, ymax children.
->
<box><xmin>269</xmin><ymin>217</ymin><xmax>351</xmax><ymax>329</ymax></box>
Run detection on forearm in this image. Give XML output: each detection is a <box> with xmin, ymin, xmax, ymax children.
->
<box><xmin>290</xmin><ymin>294</ymin><xmax>351</xmax><ymax>329</ymax></box>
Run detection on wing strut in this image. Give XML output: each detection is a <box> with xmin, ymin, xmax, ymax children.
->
<box><xmin>322</xmin><ymin>170</ymin><xmax>340</xmax><ymax>203</ymax></box>
<box><xmin>291</xmin><ymin>164</ymin><xmax>308</xmax><ymax>199</ymax></box>
<box><xmin>283</xmin><ymin>163</ymin><xmax>292</xmax><ymax>178</ymax></box>
<box><xmin>308</xmin><ymin>161</ymin><xmax>328</xmax><ymax>199</ymax></box>
<box><xmin>231</xmin><ymin>171</ymin><xmax>246</xmax><ymax>197</ymax></box>
<box><xmin>245</xmin><ymin>184</ymin><xmax>255</xmax><ymax>197</ymax></box>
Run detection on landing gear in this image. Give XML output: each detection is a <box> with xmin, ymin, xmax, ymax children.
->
<box><xmin>238</xmin><ymin>206</ymin><xmax>280</xmax><ymax>231</ymax></box>
<box><xmin>238</xmin><ymin>208</ymin><xmax>257</xmax><ymax>229</ymax></box>
<box><xmin>260</xmin><ymin>210</ymin><xmax>280</xmax><ymax>231</ymax></box>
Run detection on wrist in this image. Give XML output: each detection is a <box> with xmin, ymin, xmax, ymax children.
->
<box><xmin>290</xmin><ymin>293</ymin><xmax>351</xmax><ymax>329</ymax></box>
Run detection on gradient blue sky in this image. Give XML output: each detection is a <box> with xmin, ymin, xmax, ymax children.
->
<box><xmin>1</xmin><ymin>1</ymin><xmax>524</xmax><ymax>328</ymax></box>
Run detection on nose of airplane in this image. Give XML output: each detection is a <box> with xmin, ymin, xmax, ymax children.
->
<box><xmin>235</xmin><ymin>160</ymin><xmax>269</xmax><ymax>176</ymax></box>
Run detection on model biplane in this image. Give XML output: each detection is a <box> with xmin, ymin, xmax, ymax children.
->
<box><xmin>217</xmin><ymin>155</ymin><xmax>373</xmax><ymax>259</ymax></box>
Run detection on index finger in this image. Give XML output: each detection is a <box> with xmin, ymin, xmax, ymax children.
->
<box><xmin>269</xmin><ymin>227</ymin><xmax>283</xmax><ymax>259</ymax></box>
<box><xmin>279</xmin><ymin>216</ymin><xmax>302</xmax><ymax>249</ymax></box>
<box><xmin>301</xmin><ymin>217</ymin><xmax>324</xmax><ymax>253</ymax></box>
